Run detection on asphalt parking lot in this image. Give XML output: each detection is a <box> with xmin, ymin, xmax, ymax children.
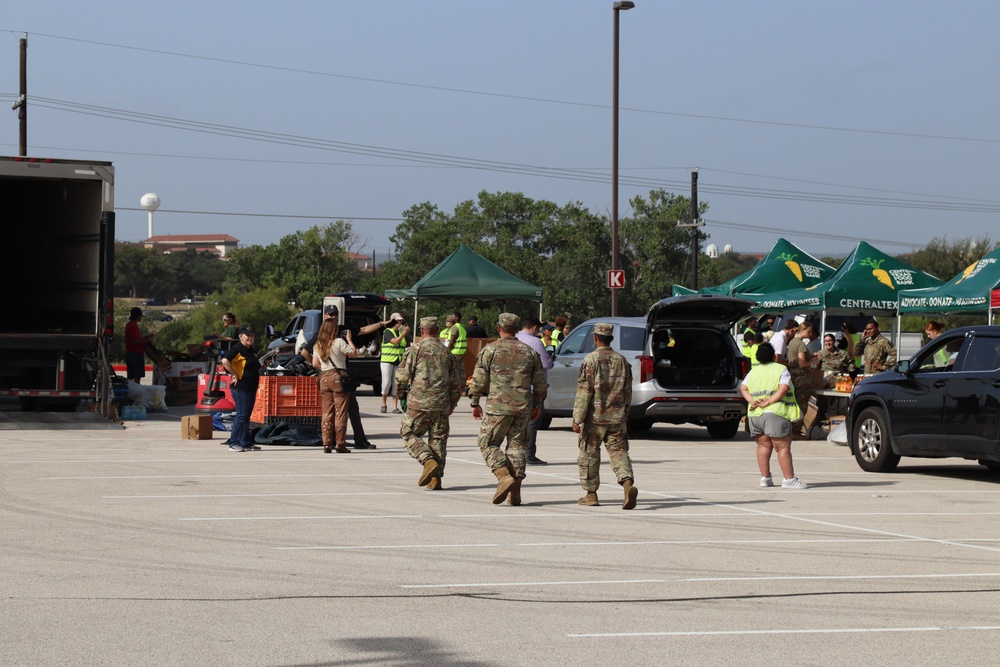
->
<box><xmin>4</xmin><ymin>395</ymin><xmax>1000</xmax><ymax>666</ymax></box>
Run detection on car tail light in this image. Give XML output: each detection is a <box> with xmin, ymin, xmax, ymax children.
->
<box><xmin>637</xmin><ymin>355</ymin><xmax>654</xmax><ymax>383</ymax></box>
<box><xmin>738</xmin><ymin>356</ymin><xmax>751</xmax><ymax>379</ymax></box>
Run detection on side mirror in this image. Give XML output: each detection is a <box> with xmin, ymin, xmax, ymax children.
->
<box><xmin>896</xmin><ymin>359</ymin><xmax>911</xmax><ymax>375</ymax></box>
<box><xmin>264</xmin><ymin>324</ymin><xmax>275</xmax><ymax>338</ymax></box>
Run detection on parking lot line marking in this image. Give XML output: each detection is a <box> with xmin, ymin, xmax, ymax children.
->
<box><xmin>567</xmin><ymin>625</ymin><xmax>1000</xmax><ymax>638</ymax></box>
<box><xmin>401</xmin><ymin>572</ymin><xmax>1000</xmax><ymax>589</ymax></box>
<box><xmin>645</xmin><ymin>491</ymin><xmax>1000</xmax><ymax>554</ymax></box>
<box><xmin>104</xmin><ymin>492</ymin><xmax>408</xmax><ymax>499</ymax></box>
<box><xmin>179</xmin><ymin>514</ymin><xmax>421</xmax><ymax>521</ymax></box>
<box><xmin>277</xmin><ymin>537</ymin><xmax>914</xmax><ymax>551</ymax></box>
<box><xmin>42</xmin><ymin>473</ymin><xmax>415</xmax><ymax>480</ymax></box>
<box><xmin>13</xmin><ymin>457</ymin><xmax>418</xmax><ymax>464</ymax></box>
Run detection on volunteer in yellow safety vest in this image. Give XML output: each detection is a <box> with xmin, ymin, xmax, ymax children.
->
<box><xmin>739</xmin><ymin>342</ymin><xmax>808</xmax><ymax>489</ymax></box>
<box><xmin>439</xmin><ymin>312</ymin><xmax>468</xmax><ymax>383</ymax></box>
<box><xmin>379</xmin><ymin>313</ymin><xmax>410</xmax><ymax>414</ymax></box>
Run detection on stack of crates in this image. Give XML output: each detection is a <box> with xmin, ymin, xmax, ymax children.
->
<box><xmin>250</xmin><ymin>376</ymin><xmax>322</xmax><ymax>428</ymax></box>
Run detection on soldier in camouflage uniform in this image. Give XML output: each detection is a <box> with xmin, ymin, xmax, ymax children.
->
<box><xmin>395</xmin><ymin>317</ymin><xmax>463</xmax><ymax>490</ymax></box>
<box><xmin>469</xmin><ymin>312</ymin><xmax>546</xmax><ymax>506</ymax></box>
<box><xmin>572</xmin><ymin>323</ymin><xmax>638</xmax><ymax>510</ymax></box>
<box><xmin>853</xmin><ymin>320</ymin><xmax>897</xmax><ymax>375</ymax></box>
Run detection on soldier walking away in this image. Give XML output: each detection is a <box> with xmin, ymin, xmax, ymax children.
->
<box><xmin>469</xmin><ymin>313</ymin><xmax>547</xmax><ymax>506</ymax></box>
<box><xmin>572</xmin><ymin>323</ymin><xmax>638</xmax><ymax>510</ymax></box>
<box><xmin>395</xmin><ymin>317</ymin><xmax>463</xmax><ymax>490</ymax></box>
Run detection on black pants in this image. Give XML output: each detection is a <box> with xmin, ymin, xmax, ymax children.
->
<box><xmin>348</xmin><ymin>389</ymin><xmax>367</xmax><ymax>441</ymax></box>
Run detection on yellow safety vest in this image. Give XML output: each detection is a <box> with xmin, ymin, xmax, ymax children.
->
<box><xmin>746</xmin><ymin>363</ymin><xmax>800</xmax><ymax>421</ymax></box>
<box><xmin>380</xmin><ymin>326</ymin><xmax>407</xmax><ymax>364</ymax></box>
<box><xmin>440</xmin><ymin>322</ymin><xmax>467</xmax><ymax>355</ymax></box>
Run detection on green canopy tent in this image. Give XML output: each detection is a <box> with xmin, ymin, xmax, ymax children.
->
<box><xmin>897</xmin><ymin>244</ymin><xmax>1000</xmax><ymax>324</ymax></box>
<box><xmin>672</xmin><ymin>238</ymin><xmax>836</xmax><ymax>297</ymax></box>
<box><xmin>385</xmin><ymin>244</ymin><xmax>544</xmax><ymax>326</ymax></box>
<box><xmin>745</xmin><ymin>241</ymin><xmax>944</xmax><ymax>343</ymax></box>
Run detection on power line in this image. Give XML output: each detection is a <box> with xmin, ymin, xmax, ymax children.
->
<box><xmin>25</xmin><ymin>96</ymin><xmax>1000</xmax><ymax>215</ymax></box>
<box><xmin>10</xmin><ymin>31</ymin><xmax>1000</xmax><ymax>145</ymax></box>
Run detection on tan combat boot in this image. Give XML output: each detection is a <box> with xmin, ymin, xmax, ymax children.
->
<box><xmin>508</xmin><ymin>476</ymin><xmax>522</xmax><ymax>506</ymax></box>
<box><xmin>427</xmin><ymin>476</ymin><xmax>443</xmax><ymax>491</ymax></box>
<box><xmin>622</xmin><ymin>479</ymin><xmax>638</xmax><ymax>510</ymax></box>
<box><xmin>578</xmin><ymin>492</ymin><xmax>599</xmax><ymax>506</ymax></box>
<box><xmin>492</xmin><ymin>467</ymin><xmax>517</xmax><ymax>504</ymax></box>
<box><xmin>418</xmin><ymin>459</ymin><xmax>442</xmax><ymax>487</ymax></box>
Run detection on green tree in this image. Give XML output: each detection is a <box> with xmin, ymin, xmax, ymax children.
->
<box><xmin>151</xmin><ymin>287</ymin><xmax>293</xmax><ymax>355</ymax></box>
<box><xmin>114</xmin><ymin>244</ymin><xmax>166</xmax><ymax>298</ymax></box>
<box><xmin>699</xmin><ymin>250</ymin><xmax>761</xmax><ymax>288</ymax></box>
<box><xmin>620</xmin><ymin>189</ymin><xmax>707</xmax><ymax>314</ymax></box>
<box><xmin>904</xmin><ymin>235</ymin><xmax>995</xmax><ymax>281</ymax></box>
<box><xmin>223</xmin><ymin>222</ymin><xmax>360</xmax><ymax>308</ymax></box>
<box><xmin>161</xmin><ymin>249</ymin><xmax>227</xmax><ymax>298</ymax></box>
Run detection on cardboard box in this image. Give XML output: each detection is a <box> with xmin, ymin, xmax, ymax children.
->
<box><xmin>803</xmin><ymin>396</ymin><xmax>820</xmax><ymax>433</ymax></box>
<box><xmin>807</xmin><ymin>368</ymin><xmax>826</xmax><ymax>390</ymax></box>
<box><xmin>182</xmin><ymin>414</ymin><xmax>213</xmax><ymax>440</ymax></box>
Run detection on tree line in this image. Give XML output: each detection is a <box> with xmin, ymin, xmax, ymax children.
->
<box><xmin>114</xmin><ymin>187</ymin><xmax>994</xmax><ymax>355</ymax></box>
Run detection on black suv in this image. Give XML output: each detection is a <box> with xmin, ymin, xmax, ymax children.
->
<box><xmin>266</xmin><ymin>292</ymin><xmax>390</xmax><ymax>394</ymax></box>
<box><xmin>848</xmin><ymin>325</ymin><xmax>1000</xmax><ymax>473</ymax></box>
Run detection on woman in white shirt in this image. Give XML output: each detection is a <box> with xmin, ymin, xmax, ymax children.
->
<box><xmin>312</xmin><ymin>319</ymin><xmax>357</xmax><ymax>453</ymax></box>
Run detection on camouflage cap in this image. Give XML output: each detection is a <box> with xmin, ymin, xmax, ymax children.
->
<box><xmin>593</xmin><ymin>323</ymin><xmax>614</xmax><ymax>336</ymax></box>
<box><xmin>498</xmin><ymin>313</ymin><xmax>519</xmax><ymax>327</ymax></box>
<box><xmin>420</xmin><ymin>316</ymin><xmax>438</xmax><ymax>329</ymax></box>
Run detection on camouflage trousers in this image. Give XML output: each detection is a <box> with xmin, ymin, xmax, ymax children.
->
<box><xmin>401</xmin><ymin>409</ymin><xmax>450</xmax><ymax>473</ymax></box>
<box><xmin>577</xmin><ymin>421</ymin><xmax>634</xmax><ymax>492</ymax></box>
<box><xmin>477</xmin><ymin>412</ymin><xmax>529</xmax><ymax>479</ymax></box>
<box><xmin>789</xmin><ymin>368</ymin><xmax>813</xmax><ymax>427</ymax></box>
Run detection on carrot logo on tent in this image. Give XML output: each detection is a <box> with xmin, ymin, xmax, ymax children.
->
<box><xmin>955</xmin><ymin>261</ymin><xmax>978</xmax><ymax>284</ymax></box>
<box><xmin>860</xmin><ymin>257</ymin><xmax>893</xmax><ymax>288</ymax></box>
<box><xmin>779</xmin><ymin>253</ymin><xmax>803</xmax><ymax>281</ymax></box>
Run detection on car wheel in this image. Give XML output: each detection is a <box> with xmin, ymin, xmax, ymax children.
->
<box><xmin>536</xmin><ymin>413</ymin><xmax>552</xmax><ymax>431</ymax></box>
<box><xmin>628</xmin><ymin>418</ymin><xmax>654</xmax><ymax>434</ymax></box>
<box><xmin>706</xmin><ymin>418</ymin><xmax>741</xmax><ymax>440</ymax></box>
<box><xmin>853</xmin><ymin>407</ymin><xmax>900</xmax><ymax>472</ymax></box>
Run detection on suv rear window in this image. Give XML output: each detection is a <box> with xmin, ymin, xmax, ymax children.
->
<box><xmin>619</xmin><ymin>326</ymin><xmax>644</xmax><ymax>352</ymax></box>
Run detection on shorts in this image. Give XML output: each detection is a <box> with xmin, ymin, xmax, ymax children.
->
<box><xmin>748</xmin><ymin>412</ymin><xmax>793</xmax><ymax>439</ymax></box>
<box><xmin>380</xmin><ymin>362</ymin><xmax>398</xmax><ymax>397</ymax></box>
<box><xmin>125</xmin><ymin>351</ymin><xmax>145</xmax><ymax>380</ymax></box>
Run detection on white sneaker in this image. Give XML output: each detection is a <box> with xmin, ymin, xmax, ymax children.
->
<box><xmin>781</xmin><ymin>477</ymin><xmax>808</xmax><ymax>489</ymax></box>
<box><xmin>228</xmin><ymin>445</ymin><xmax>246</xmax><ymax>452</ymax></box>
<box><xmin>760</xmin><ymin>476</ymin><xmax>774</xmax><ymax>487</ymax></box>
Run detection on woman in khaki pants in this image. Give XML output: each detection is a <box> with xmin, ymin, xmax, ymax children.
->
<box><xmin>312</xmin><ymin>319</ymin><xmax>357</xmax><ymax>453</ymax></box>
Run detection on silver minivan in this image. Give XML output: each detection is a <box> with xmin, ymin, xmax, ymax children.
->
<box><xmin>540</xmin><ymin>295</ymin><xmax>753</xmax><ymax>439</ymax></box>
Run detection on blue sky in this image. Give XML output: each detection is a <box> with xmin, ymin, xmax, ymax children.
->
<box><xmin>3</xmin><ymin>1</ymin><xmax>999</xmax><ymax>264</ymax></box>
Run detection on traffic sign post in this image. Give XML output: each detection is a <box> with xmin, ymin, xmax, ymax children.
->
<box><xmin>607</xmin><ymin>269</ymin><xmax>625</xmax><ymax>289</ymax></box>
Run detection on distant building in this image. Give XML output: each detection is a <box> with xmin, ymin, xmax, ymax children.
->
<box><xmin>349</xmin><ymin>251</ymin><xmax>374</xmax><ymax>272</ymax></box>
<box><xmin>144</xmin><ymin>234</ymin><xmax>239</xmax><ymax>258</ymax></box>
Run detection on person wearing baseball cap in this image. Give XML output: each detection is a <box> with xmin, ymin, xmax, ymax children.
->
<box><xmin>379</xmin><ymin>313</ymin><xmax>410</xmax><ymax>414</ymax></box>
<box><xmin>573</xmin><ymin>322</ymin><xmax>638</xmax><ymax>509</ymax></box>
<box><xmin>221</xmin><ymin>325</ymin><xmax>262</xmax><ymax>452</ymax></box>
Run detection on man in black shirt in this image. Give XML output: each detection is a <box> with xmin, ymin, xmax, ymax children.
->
<box><xmin>222</xmin><ymin>326</ymin><xmax>262</xmax><ymax>452</ymax></box>
<box><xmin>465</xmin><ymin>316</ymin><xmax>489</xmax><ymax>339</ymax></box>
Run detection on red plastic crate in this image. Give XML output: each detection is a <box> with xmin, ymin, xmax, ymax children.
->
<box><xmin>250</xmin><ymin>376</ymin><xmax>321</xmax><ymax>422</ymax></box>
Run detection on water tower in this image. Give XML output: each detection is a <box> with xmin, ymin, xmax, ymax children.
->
<box><xmin>140</xmin><ymin>193</ymin><xmax>161</xmax><ymax>240</ymax></box>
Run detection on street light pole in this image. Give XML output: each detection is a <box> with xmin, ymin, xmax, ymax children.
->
<box><xmin>611</xmin><ymin>1</ymin><xmax>634</xmax><ymax>317</ymax></box>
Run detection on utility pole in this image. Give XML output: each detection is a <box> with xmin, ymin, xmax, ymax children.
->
<box><xmin>12</xmin><ymin>34</ymin><xmax>27</xmax><ymax>156</ymax></box>
<box><xmin>677</xmin><ymin>169</ymin><xmax>704</xmax><ymax>289</ymax></box>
